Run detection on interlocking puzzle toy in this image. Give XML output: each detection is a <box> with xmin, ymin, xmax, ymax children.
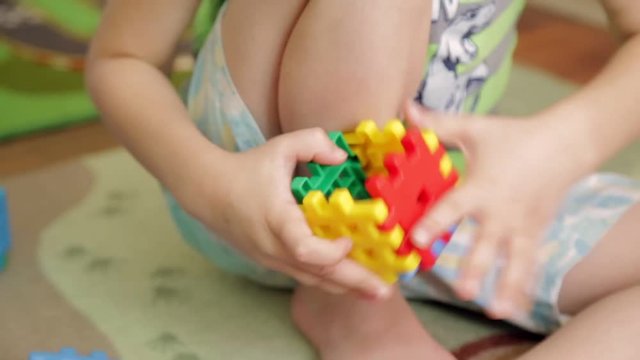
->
<box><xmin>292</xmin><ymin>119</ymin><xmax>460</xmax><ymax>283</ymax></box>
<box><xmin>300</xmin><ymin>189</ymin><xmax>421</xmax><ymax>283</ymax></box>
<box><xmin>0</xmin><ymin>187</ymin><xmax>11</xmax><ymax>272</ymax></box>
<box><xmin>366</xmin><ymin>128</ymin><xmax>458</xmax><ymax>270</ymax></box>
<box><xmin>30</xmin><ymin>347</ymin><xmax>113</xmax><ymax>360</ymax></box>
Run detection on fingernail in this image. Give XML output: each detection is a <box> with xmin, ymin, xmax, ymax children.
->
<box><xmin>377</xmin><ymin>286</ymin><xmax>391</xmax><ymax>298</ymax></box>
<box><xmin>339</xmin><ymin>238</ymin><xmax>352</xmax><ymax>252</ymax></box>
<box><xmin>492</xmin><ymin>299</ymin><xmax>513</xmax><ymax>318</ymax></box>
<box><xmin>460</xmin><ymin>279</ymin><xmax>480</xmax><ymax>299</ymax></box>
<box><xmin>412</xmin><ymin>228</ymin><xmax>430</xmax><ymax>248</ymax></box>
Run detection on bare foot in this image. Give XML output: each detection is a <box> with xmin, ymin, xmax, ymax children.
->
<box><xmin>291</xmin><ymin>285</ymin><xmax>455</xmax><ymax>360</ymax></box>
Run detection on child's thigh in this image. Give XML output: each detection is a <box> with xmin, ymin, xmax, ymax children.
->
<box><xmin>558</xmin><ymin>201</ymin><xmax>640</xmax><ymax>316</ymax></box>
<box><xmin>222</xmin><ymin>0</ymin><xmax>307</xmax><ymax>139</ymax></box>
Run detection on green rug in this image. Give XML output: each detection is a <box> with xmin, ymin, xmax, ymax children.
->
<box><xmin>0</xmin><ymin>0</ymin><xmax>100</xmax><ymax>140</ymax></box>
<box><xmin>0</xmin><ymin>0</ymin><xmax>220</xmax><ymax>140</ymax></box>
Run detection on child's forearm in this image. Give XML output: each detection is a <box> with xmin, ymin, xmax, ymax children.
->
<box><xmin>278</xmin><ymin>0</ymin><xmax>432</xmax><ymax>132</ymax></box>
<box><xmin>86</xmin><ymin>58</ymin><xmax>228</xmax><ymax>205</ymax></box>
<box><xmin>85</xmin><ymin>0</ymin><xmax>228</xmax><ymax>212</ymax></box>
<box><xmin>541</xmin><ymin>29</ymin><xmax>640</xmax><ymax>173</ymax></box>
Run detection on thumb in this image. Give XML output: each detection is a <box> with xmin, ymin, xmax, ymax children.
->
<box><xmin>404</xmin><ymin>100</ymin><xmax>468</xmax><ymax>147</ymax></box>
<box><xmin>284</xmin><ymin>128</ymin><xmax>348</xmax><ymax>165</ymax></box>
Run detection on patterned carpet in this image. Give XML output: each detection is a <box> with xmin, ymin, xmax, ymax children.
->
<box><xmin>0</xmin><ymin>63</ymin><xmax>589</xmax><ymax>360</ymax></box>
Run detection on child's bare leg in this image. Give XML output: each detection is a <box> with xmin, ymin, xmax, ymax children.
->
<box><xmin>292</xmin><ymin>285</ymin><xmax>455</xmax><ymax>360</ymax></box>
<box><xmin>277</xmin><ymin>2</ymin><xmax>454</xmax><ymax>358</ymax></box>
<box><xmin>223</xmin><ymin>2</ymin><xmax>451</xmax><ymax>358</ymax></box>
<box><xmin>520</xmin><ymin>203</ymin><xmax>640</xmax><ymax>359</ymax></box>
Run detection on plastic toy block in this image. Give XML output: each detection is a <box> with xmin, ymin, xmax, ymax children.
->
<box><xmin>291</xmin><ymin>159</ymin><xmax>368</xmax><ymax>203</ymax></box>
<box><xmin>365</xmin><ymin>128</ymin><xmax>458</xmax><ymax>269</ymax></box>
<box><xmin>366</xmin><ymin>128</ymin><xmax>458</xmax><ymax>231</ymax></box>
<box><xmin>351</xmin><ymin>244</ymin><xmax>421</xmax><ymax>283</ymax></box>
<box><xmin>328</xmin><ymin>131</ymin><xmax>357</xmax><ymax>157</ymax></box>
<box><xmin>343</xmin><ymin>120</ymin><xmax>406</xmax><ymax>176</ymax></box>
<box><xmin>422</xmin><ymin>130</ymin><xmax>455</xmax><ymax>178</ymax></box>
<box><xmin>301</xmin><ymin>189</ymin><xmax>420</xmax><ymax>283</ymax></box>
<box><xmin>291</xmin><ymin>133</ymin><xmax>369</xmax><ymax>203</ymax></box>
<box><xmin>30</xmin><ymin>347</ymin><xmax>112</xmax><ymax>360</ymax></box>
<box><xmin>398</xmin><ymin>226</ymin><xmax>455</xmax><ymax>270</ymax></box>
<box><xmin>343</xmin><ymin>120</ymin><xmax>455</xmax><ymax>179</ymax></box>
<box><xmin>0</xmin><ymin>188</ymin><xmax>10</xmax><ymax>272</ymax></box>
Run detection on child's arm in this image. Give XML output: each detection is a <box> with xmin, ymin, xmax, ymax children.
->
<box><xmin>278</xmin><ymin>0</ymin><xmax>432</xmax><ymax>132</ymax></box>
<box><xmin>86</xmin><ymin>0</ymin><xmax>389</xmax><ymax>298</ymax></box>
<box><xmin>87</xmin><ymin>0</ymin><xmax>209</xmax><ymax>199</ymax></box>
<box><xmin>544</xmin><ymin>0</ymin><xmax>640</xmax><ymax>166</ymax></box>
<box><xmin>407</xmin><ymin>1</ymin><xmax>640</xmax><ymax>318</ymax></box>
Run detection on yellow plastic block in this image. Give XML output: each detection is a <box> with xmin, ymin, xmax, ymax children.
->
<box><xmin>440</xmin><ymin>154</ymin><xmax>453</xmax><ymax>178</ymax></box>
<box><xmin>343</xmin><ymin>120</ymin><xmax>452</xmax><ymax>180</ymax></box>
<box><xmin>423</xmin><ymin>129</ymin><xmax>454</xmax><ymax>178</ymax></box>
<box><xmin>421</xmin><ymin>130</ymin><xmax>440</xmax><ymax>153</ymax></box>
<box><xmin>301</xmin><ymin>189</ymin><xmax>420</xmax><ymax>283</ymax></box>
<box><xmin>343</xmin><ymin>120</ymin><xmax>406</xmax><ymax>176</ymax></box>
<box><xmin>351</xmin><ymin>246</ymin><xmax>421</xmax><ymax>283</ymax></box>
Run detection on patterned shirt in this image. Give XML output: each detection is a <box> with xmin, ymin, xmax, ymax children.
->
<box><xmin>194</xmin><ymin>0</ymin><xmax>525</xmax><ymax>114</ymax></box>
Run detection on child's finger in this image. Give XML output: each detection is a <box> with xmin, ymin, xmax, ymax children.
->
<box><xmin>411</xmin><ymin>187</ymin><xmax>474</xmax><ymax>249</ymax></box>
<box><xmin>275</xmin><ymin>207</ymin><xmax>352</xmax><ymax>267</ymax></box>
<box><xmin>281</xmin><ymin>127</ymin><xmax>347</xmax><ymax>165</ymax></box>
<box><xmin>319</xmin><ymin>259</ymin><xmax>391</xmax><ymax>299</ymax></box>
<box><xmin>491</xmin><ymin>235</ymin><xmax>536</xmax><ymax>319</ymax></box>
<box><xmin>456</xmin><ymin>223</ymin><xmax>502</xmax><ymax>300</ymax></box>
<box><xmin>317</xmin><ymin>282</ymin><xmax>348</xmax><ymax>295</ymax></box>
<box><xmin>263</xmin><ymin>257</ymin><xmax>322</xmax><ymax>286</ymax></box>
<box><xmin>403</xmin><ymin>100</ymin><xmax>469</xmax><ymax>147</ymax></box>
<box><xmin>265</xmin><ymin>259</ymin><xmax>347</xmax><ymax>294</ymax></box>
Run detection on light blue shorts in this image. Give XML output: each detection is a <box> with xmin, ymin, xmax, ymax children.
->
<box><xmin>165</xmin><ymin>5</ymin><xmax>640</xmax><ymax>334</ymax></box>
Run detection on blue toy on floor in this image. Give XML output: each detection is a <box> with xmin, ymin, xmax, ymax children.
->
<box><xmin>0</xmin><ymin>187</ymin><xmax>10</xmax><ymax>271</ymax></box>
<box><xmin>29</xmin><ymin>348</ymin><xmax>113</xmax><ymax>360</ymax></box>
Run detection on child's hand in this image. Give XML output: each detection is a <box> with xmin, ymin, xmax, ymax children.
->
<box><xmin>405</xmin><ymin>101</ymin><xmax>587</xmax><ymax>318</ymax></box>
<box><xmin>184</xmin><ymin>128</ymin><xmax>391</xmax><ymax>299</ymax></box>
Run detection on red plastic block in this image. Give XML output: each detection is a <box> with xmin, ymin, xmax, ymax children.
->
<box><xmin>398</xmin><ymin>228</ymin><xmax>454</xmax><ymax>270</ymax></box>
<box><xmin>365</xmin><ymin>128</ymin><xmax>458</xmax><ymax>269</ymax></box>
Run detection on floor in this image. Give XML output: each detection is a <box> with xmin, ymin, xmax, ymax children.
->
<box><xmin>0</xmin><ymin>5</ymin><xmax>617</xmax><ymax>180</ymax></box>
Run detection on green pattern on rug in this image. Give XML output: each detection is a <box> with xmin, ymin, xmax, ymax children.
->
<box><xmin>0</xmin><ymin>0</ymin><xmax>218</xmax><ymax>140</ymax></box>
<box><xmin>0</xmin><ymin>44</ymin><xmax>96</xmax><ymax>139</ymax></box>
<box><xmin>0</xmin><ymin>0</ymin><xmax>100</xmax><ymax>140</ymax></box>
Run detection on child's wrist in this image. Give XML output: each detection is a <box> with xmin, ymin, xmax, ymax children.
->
<box><xmin>536</xmin><ymin>107</ymin><xmax>603</xmax><ymax>177</ymax></box>
<box><xmin>170</xmin><ymin>145</ymin><xmax>234</xmax><ymax>220</ymax></box>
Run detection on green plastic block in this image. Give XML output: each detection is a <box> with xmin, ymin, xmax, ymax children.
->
<box><xmin>292</xmin><ymin>131</ymin><xmax>371</xmax><ymax>203</ymax></box>
<box><xmin>328</xmin><ymin>131</ymin><xmax>356</xmax><ymax>158</ymax></box>
<box><xmin>292</xmin><ymin>158</ymin><xmax>369</xmax><ymax>203</ymax></box>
